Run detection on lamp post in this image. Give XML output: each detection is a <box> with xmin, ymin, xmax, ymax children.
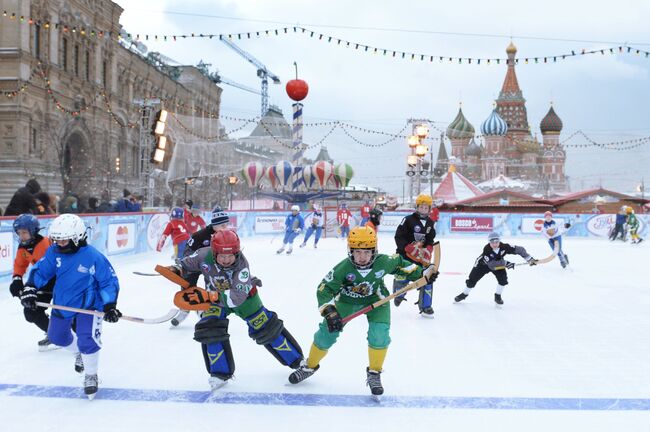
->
<box><xmin>406</xmin><ymin>122</ymin><xmax>429</xmax><ymax>206</ymax></box>
<box><xmin>228</xmin><ymin>175</ymin><xmax>238</xmax><ymax>210</ymax></box>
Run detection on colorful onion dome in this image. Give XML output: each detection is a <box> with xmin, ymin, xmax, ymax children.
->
<box><xmin>540</xmin><ymin>105</ymin><xmax>563</xmax><ymax>134</ymax></box>
<box><xmin>506</xmin><ymin>41</ymin><xmax>517</xmax><ymax>55</ymax></box>
<box><xmin>480</xmin><ymin>109</ymin><xmax>508</xmax><ymax>136</ymax></box>
<box><xmin>446</xmin><ymin>108</ymin><xmax>475</xmax><ymax>139</ymax></box>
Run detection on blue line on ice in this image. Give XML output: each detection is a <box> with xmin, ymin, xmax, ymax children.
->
<box><xmin>1</xmin><ymin>383</ymin><xmax>649</xmax><ymax>410</ymax></box>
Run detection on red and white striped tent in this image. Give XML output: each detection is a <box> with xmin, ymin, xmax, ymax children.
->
<box><xmin>433</xmin><ymin>166</ymin><xmax>484</xmax><ymax>203</ymax></box>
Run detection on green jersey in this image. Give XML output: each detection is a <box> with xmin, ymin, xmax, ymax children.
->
<box><xmin>627</xmin><ymin>212</ymin><xmax>639</xmax><ymax>229</ymax></box>
<box><xmin>317</xmin><ymin>254</ymin><xmax>423</xmax><ymax>307</ymax></box>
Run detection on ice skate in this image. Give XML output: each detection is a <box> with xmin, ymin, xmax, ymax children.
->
<box><xmin>286</xmin><ymin>245</ymin><xmax>293</xmax><ymax>255</ymax></box>
<box><xmin>299</xmin><ymin>242</ymin><xmax>306</xmax><ymax>248</ymax></box>
<box><xmin>454</xmin><ymin>293</ymin><xmax>468</xmax><ymax>303</ymax></box>
<box><xmin>209</xmin><ymin>375</ymin><xmax>230</xmax><ymax>392</ymax></box>
<box><xmin>37</xmin><ymin>335</ymin><xmax>59</xmax><ymax>352</ymax></box>
<box><xmin>74</xmin><ymin>352</ymin><xmax>84</xmax><ymax>373</ymax></box>
<box><xmin>84</xmin><ymin>374</ymin><xmax>98</xmax><ymax>400</ymax></box>
<box><xmin>288</xmin><ymin>362</ymin><xmax>319</xmax><ymax>384</ymax></box>
<box><xmin>393</xmin><ymin>296</ymin><xmax>405</xmax><ymax>307</ymax></box>
<box><xmin>366</xmin><ymin>367</ymin><xmax>384</xmax><ymax>398</ymax></box>
<box><xmin>494</xmin><ymin>294</ymin><xmax>504</xmax><ymax>305</ymax></box>
<box><xmin>314</xmin><ymin>243</ymin><xmax>318</xmax><ymax>249</ymax></box>
<box><xmin>276</xmin><ymin>246</ymin><xmax>285</xmax><ymax>254</ymax></box>
<box><xmin>419</xmin><ymin>307</ymin><xmax>434</xmax><ymax>317</ymax></box>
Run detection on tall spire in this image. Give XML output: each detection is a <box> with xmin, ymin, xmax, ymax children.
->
<box><xmin>495</xmin><ymin>41</ymin><xmax>530</xmax><ymax>137</ymax></box>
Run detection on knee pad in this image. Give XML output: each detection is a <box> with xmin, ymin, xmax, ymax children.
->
<box><xmin>367</xmin><ymin>322</ymin><xmax>391</xmax><ymax>349</ymax></box>
<box><xmin>202</xmin><ymin>341</ymin><xmax>235</xmax><ymax>380</ymax></box>
<box><xmin>194</xmin><ymin>317</ymin><xmax>230</xmax><ymax>344</ymax></box>
<box><xmin>418</xmin><ymin>284</ymin><xmax>433</xmax><ymax>309</ymax></box>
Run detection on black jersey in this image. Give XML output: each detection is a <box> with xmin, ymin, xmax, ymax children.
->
<box><xmin>394</xmin><ymin>212</ymin><xmax>436</xmax><ymax>259</ymax></box>
<box><xmin>474</xmin><ymin>242</ymin><xmax>531</xmax><ymax>271</ymax></box>
<box><xmin>182</xmin><ymin>225</ymin><xmax>215</xmax><ymax>285</ymax></box>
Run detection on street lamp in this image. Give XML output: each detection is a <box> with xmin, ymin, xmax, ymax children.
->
<box><xmin>228</xmin><ymin>175</ymin><xmax>238</xmax><ymax>210</ymax></box>
<box><xmin>406</xmin><ymin>122</ymin><xmax>429</xmax><ymax>205</ymax></box>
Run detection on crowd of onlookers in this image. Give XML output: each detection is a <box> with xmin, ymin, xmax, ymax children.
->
<box><xmin>0</xmin><ymin>179</ymin><xmax>143</xmax><ymax>216</ymax></box>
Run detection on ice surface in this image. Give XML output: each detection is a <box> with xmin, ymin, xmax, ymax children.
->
<box><xmin>1</xmin><ymin>234</ymin><xmax>649</xmax><ymax>431</ymax></box>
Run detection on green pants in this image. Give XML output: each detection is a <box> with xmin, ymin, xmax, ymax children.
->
<box><xmin>203</xmin><ymin>292</ymin><xmax>264</xmax><ymax>321</ymax></box>
<box><xmin>313</xmin><ymin>301</ymin><xmax>391</xmax><ymax>350</ymax></box>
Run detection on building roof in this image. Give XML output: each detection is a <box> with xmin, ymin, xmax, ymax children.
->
<box><xmin>465</xmin><ymin>138</ymin><xmax>482</xmax><ymax>157</ymax></box>
<box><xmin>477</xmin><ymin>174</ymin><xmax>527</xmax><ymax>190</ymax></box>
<box><xmin>540</xmin><ymin>105</ymin><xmax>563</xmax><ymax>134</ymax></box>
<box><xmin>481</xmin><ymin>109</ymin><xmax>508</xmax><ymax>136</ymax></box>
<box><xmin>314</xmin><ymin>146</ymin><xmax>333</xmax><ymax>163</ymax></box>
<box><xmin>432</xmin><ymin>166</ymin><xmax>484</xmax><ymax>203</ymax></box>
<box><xmin>446</xmin><ymin>107</ymin><xmax>475</xmax><ymax>140</ymax></box>
<box><xmin>249</xmin><ymin>106</ymin><xmax>291</xmax><ymax>139</ymax></box>
<box><xmin>549</xmin><ymin>188</ymin><xmax>649</xmax><ymax>205</ymax></box>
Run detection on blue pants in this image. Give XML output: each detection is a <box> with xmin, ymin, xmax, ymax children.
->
<box><xmin>548</xmin><ymin>237</ymin><xmax>567</xmax><ymax>264</ymax></box>
<box><xmin>360</xmin><ymin>217</ymin><xmax>369</xmax><ymax>226</ymax></box>
<box><xmin>49</xmin><ymin>313</ymin><xmax>102</xmax><ymax>354</ymax></box>
<box><xmin>282</xmin><ymin>231</ymin><xmax>300</xmax><ymax>245</ymax></box>
<box><xmin>174</xmin><ymin>240</ymin><xmax>187</xmax><ymax>259</ymax></box>
<box><xmin>340</xmin><ymin>226</ymin><xmax>350</xmax><ymax>238</ymax></box>
<box><xmin>303</xmin><ymin>226</ymin><xmax>322</xmax><ymax>244</ymax></box>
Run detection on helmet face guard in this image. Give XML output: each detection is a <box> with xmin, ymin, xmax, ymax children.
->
<box><xmin>347</xmin><ymin>226</ymin><xmax>378</xmax><ymax>269</ymax></box>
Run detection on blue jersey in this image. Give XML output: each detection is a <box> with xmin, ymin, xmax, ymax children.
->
<box><xmin>284</xmin><ymin>213</ymin><xmax>305</xmax><ymax>232</ymax></box>
<box><xmin>27</xmin><ymin>244</ymin><xmax>120</xmax><ymax>318</ymax></box>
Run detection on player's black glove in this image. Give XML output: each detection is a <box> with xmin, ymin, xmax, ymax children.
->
<box><xmin>424</xmin><ymin>265</ymin><xmax>439</xmax><ymax>283</ymax></box>
<box><xmin>320</xmin><ymin>304</ymin><xmax>343</xmax><ymax>333</ymax></box>
<box><xmin>505</xmin><ymin>261</ymin><xmax>515</xmax><ymax>270</ymax></box>
<box><xmin>564</xmin><ymin>223</ymin><xmax>571</xmax><ymax>229</ymax></box>
<box><xmin>103</xmin><ymin>303</ymin><xmax>122</xmax><ymax>323</ymax></box>
<box><xmin>528</xmin><ymin>258</ymin><xmax>538</xmax><ymax>266</ymax></box>
<box><xmin>20</xmin><ymin>286</ymin><xmax>38</xmax><ymax>310</ymax></box>
<box><xmin>10</xmin><ymin>276</ymin><xmax>24</xmax><ymax>297</ymax></box>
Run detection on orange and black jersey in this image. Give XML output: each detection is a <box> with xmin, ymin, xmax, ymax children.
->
<box><xmin>13</xmin><ymin>235</ymin><xmax>52</xmax><ymax>277</ymax></box>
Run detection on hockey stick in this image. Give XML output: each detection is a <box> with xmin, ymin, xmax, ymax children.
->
<box><xmin>341</xmin><ymin>242</ymin><xmax>441</xmax><ymax>325</ymax></box>
<box><xmin>155</xmin><ymin>264</ymin><xmax>190</xmax><ymax>289</ymax></box>
<box><xmin>514</xmin><ymin>240</ymin><xmax>559</xmax><ymax>266</ymax></box>
<box><xmin>133</xmin><ymin>271</ymin><xmax>161</xmax><ymax>276</ymax></box>
<box><xmin>35</xmin><ymin>301</ymin><xmax>179</xmax><ymax>324</ymax></box>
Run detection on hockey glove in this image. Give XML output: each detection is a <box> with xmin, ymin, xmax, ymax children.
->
<box><xmin>424</xmin><ymin>265</ymin><xmax>439</xmax><ymax>283</ymax></box>
<box><xmin>250</xmin><ymin>276</ymin><xmax>263</xmax><ymax>288</ymax></box>
<box><xmin>564</xmin><ymin>223</ymin><xmax>572</xmax><ymax>229</ymax></box>
<box><xmin>156</xmin><ymin>235</ymin><xmax>167</xmax><ymax>252</ymax></box>
<box><xmin>10</xmin><ymin>276</ymin><xmax>24</xmax><ymax>297</ymax></box>
<box><xmin>293</xmin><ymin>228</ymin><xmax>301</xmax><ymax>234</ymax></box>
<box><xmin>103</xmin><ymin>303</ymin><xmax>122</xmax><ymax>323</ymax></box>
<box><xmin>174</xmin><ymin>287</ymin><xmax>219</xmax><ymax>310</ymax></box>
<box><xmin>320</xmin><ymin>304</ymin><xmax>343</xmax><ymax>333</ymax></box>
<box><xmin>20</xmin><ymin>286</ymin><xmax>38</xmax><ymax>310</ymax></box>
<box><xmin>528</xmin><ymin>258</ymin><xmax>538</xmax><ymax>266</ymax></box>
<box><xmin>505</xmin><ymin>261</ymin><xmax>515</xmax><ymax>270</ymax></box>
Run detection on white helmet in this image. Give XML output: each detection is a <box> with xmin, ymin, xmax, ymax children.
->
<box><xmin>291</xmin><ymin>205</ymin><xmax>300</xmax><ymax>212</ymax></box>
<box><xmin>49</xmin><ymin>214</ymin><xmax>88</xmax><ymax>245</ymax></box>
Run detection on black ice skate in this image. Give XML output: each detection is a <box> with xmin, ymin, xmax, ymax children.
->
<box><xmin>393</xmin><ymin>296</ymin><xmax>406</xmax><ymax>307</ymax></box>
<box><xmin>419</xmin><ymin>307</ymin><xmax>434</xmax><ymax>316</ymax></box>
<box><xmin>84</xmin><ymin>374</ymin><xmax>98</xmax><ymax>400</ymax></box>
<box><xmin>366</xmin><ymin>368</ymin><xmax>384</xmax><ymax>397</ymax></box>
<box><xmin>454</xmin><ymin>293</ymin><xmax>468</xmax><ymax>303</ymax></box>
<box><xmin>37</xmin><ymin>335</ymin><xmax>59</xmax><ymax>352</ymax></box>
<box><xmin>494</xmin><ymin>294</ymin><xmax>504</xmax><ymax>305</ymax></box>
<box><xmin>75</xmin><ymin>352</ymin><xmax>84</xmax><ymax>373</ymax></box>
<box><xmin>288</xmin><ymin>363</ymin><xmax>319</xmax><ymax>384</ymax></box>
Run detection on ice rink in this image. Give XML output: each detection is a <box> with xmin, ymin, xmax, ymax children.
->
<box><xmin>1</xmin><ymin>233</ymin><xmax>649</xmax><ymax>431</ymax></box>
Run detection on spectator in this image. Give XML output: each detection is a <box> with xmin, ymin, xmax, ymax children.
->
<box><xmin>35</xmin><ymin>192</ymin><xmax>54</xmax><ymax>215</ymax></box>
<box><xmin>96</xmin><ymin>191</ymin><xmax>114</xmax><ymax>213</ymax></box>
<box><xmin>60</xmin><ymin>195</ymin><xmax>79</xmax><ymax>213</ymax></box>
<box><xmin>114</xmin><ymin>189</ymin><xmax>140</xmax><ymax>213</ymax></box>
<box><xmin>86</xmin><ymin>197</ymin><xmax>99</xmax><ymax>213</ymax></box>
<box><xmin>4</xmin><ymin>179</ymin><xmax>42</xmax><ymax>215</ymax></box>
<box><xmin>47</xmin><ymin>194</ymin><xmax>59</xmax><ymax>214</ymax></box>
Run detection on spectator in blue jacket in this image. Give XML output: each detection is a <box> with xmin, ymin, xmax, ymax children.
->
<box><xmin>114</xmin><ymin>189</ymin><xmax>141</xmax><ymax>212</ymax></box>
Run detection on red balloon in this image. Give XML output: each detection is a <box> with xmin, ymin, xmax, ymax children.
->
<box><xmin>286</xmin><ymin>79</ymin><xmax>309</xmax><ymax>101</ymax></box>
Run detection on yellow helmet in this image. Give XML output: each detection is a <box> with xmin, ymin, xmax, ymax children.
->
<box><xmin>416</xmin><ymin>194</ymin><xmax>433</xmax><ymax>207</ymax></box>
<box><xmin>348</xmin><ymin>226</ymin><xmax>377</xmax><ymax>249</ymax></box>
<box><xmin>348</xmin><ymin>226</ymin><xmax>377</xmax><ymax>269</ymax></box>
<box><xmin>626</xmin><ymin>206</ymin><xmax>634</xmax><ymax>214</ymax></box>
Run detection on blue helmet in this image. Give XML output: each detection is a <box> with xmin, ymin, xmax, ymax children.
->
<box><xmin>13</xmin><ymin>214</ymin><xmax>40</xmax><ymax>244</ymax></box>
<box><xmin>211</xmin><ymin>205</ymin><xmax>229</xmax><ymax>227</ymax></box>
<box><xmin>171</xmin><ymin>207</ymin><xmax>184</xmax><ymax>219</ymax></box>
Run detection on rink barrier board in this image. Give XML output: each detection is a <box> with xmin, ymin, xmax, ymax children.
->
<box><xmin>1</xmin><ymin>211</ymin><xmax>648</xmax><ymax>280</ymax></box>
<box><xmin>1</xmin><ymin>383</ymin><xmax>650</xmax><ymax>410</ymax></box>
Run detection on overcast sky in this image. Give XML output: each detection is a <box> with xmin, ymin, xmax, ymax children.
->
<box><xmin>116</xmin><ymin>0</ymin><xmax>650</xmax><ymax>196</ymax></box>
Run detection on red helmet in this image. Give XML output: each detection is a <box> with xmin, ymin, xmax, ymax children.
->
<box><xmin>211</xmin><ymin>229</ymin><xmax>240</xmax><ymax>255</ymax></box>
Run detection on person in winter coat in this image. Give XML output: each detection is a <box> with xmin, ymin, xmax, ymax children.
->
<box><xmin>4</xmin><ymin>179</ymin><xmax>42</xmax><ymax>215</ymax></box>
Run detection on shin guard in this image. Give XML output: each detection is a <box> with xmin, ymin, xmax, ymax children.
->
<box><xmin>202</xmin><ymin>341</ymin><xmax>235</xmax><ymax>380</ymax></box>
<box><xmin>418</xmin><ymin>284</ymin><xmax>433</xmax><ymax>310</ymax></box>
<box><xmin>246</xmin><ymin>307</ymin><xmax>304</xmax><ymax>368</ymax></box>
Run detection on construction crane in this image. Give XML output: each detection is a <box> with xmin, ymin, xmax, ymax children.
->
<box><xmin>220</xmin><ymin>36</ymin><xmax>281</xmax><ymax>116</ymax></box>
<box><xmin>196</xmin><ymin>60</ymin><xmax>261</xmax><ymax>95</ymax></box>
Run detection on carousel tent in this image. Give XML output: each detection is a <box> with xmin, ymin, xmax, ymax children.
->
<box><xmin>432</xmin><ymin>166</ymin><xmax>484</xmax><ymax>203</ymax></box>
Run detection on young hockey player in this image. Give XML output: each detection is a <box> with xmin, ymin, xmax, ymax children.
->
<box><xmin>276</xmin><ymin>205</ymin><xmax>304</xmax><ymax>255</ymax></box>
<box><xmin>542</xmin><ymin>211</ymin><xmax>571</xmax><ymax>268</ymax></box>
<box><xmin>610</xmin><ymin>206</ymin><xmax>628</xmax><ymax>241</ymax></box>
<box><xmin>10</xmin><ymin>214</ymin><xmax>55</xmax><ymax>350</ymax></box>
<box><xmin>336</xmin><ymin>203</ymin><xmax>353</xmax><ymax>238</ymax></box>
<box><xmin>626</xmin><ymin>206</ymin><xmax>643</xmax><ymax>244</ymax></box>
<box><xmin>20</xmin><ymin>214</ymin><xmax>121</xmax><ymax>399</ymax></box>
<box><xmin>454</xmin><ymin>231</ymin><xmax>537</xmax><ymax>305</ymax></box>
<box><xmin>359</xmin><ymin>200</ymin><xmax>372</xmax><ymax>226</ymax></box>
<box><xmin>157</xmin><ymin>207</ymin><xmax>190</xmax><ymax>258</ymax></box>
<box><xmin>300</xmin><ymin>206</ymin><xmax>324</xmax><ymax>248</ymax></box>
<box><xmin>393</xmin><ymin>194</ymin><xmax>436</xmax><ymax>316</ymax></box>
<box><xmin>174</xmin><ymin>229</ymin><xmax>303</xmax><ymax>391</ymax></box>
<box><xmin>365</xmin><ymin>207</ymin><xmax>383</xmax><ymax>233</ymax></box>
<box><xmin>172</xmin><ymin>205</ymin><xmax>230</xmax><ymax>328</ymax></box>
<box><xmin>288</xmin><ymin>226</ymin><xmax>438</xmax><ymax>397</ymax></box>
<box><xmin>184</xmin><ymin>204</ymin><xmax>206</xmax><ymax>234</ymax></box>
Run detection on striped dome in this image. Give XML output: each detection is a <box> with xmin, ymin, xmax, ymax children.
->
<box><xmin>465</xmin><ymin>138</ymin><xmax>482</xmax><ymax>156</ymax></box>
<box><xmin>480</xmin><ymin>109</ymin><xmax>508</xmax><ymax>136</ymax></box>
<box><xmin>446</xmin><ymin>108</ymin><xmax>475</xmax><ymax>139</ymax></box>
<box><xmin>540</xmin><ymin>105</ymin><xmax>563</xmax><ymax>134</ymax></box>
